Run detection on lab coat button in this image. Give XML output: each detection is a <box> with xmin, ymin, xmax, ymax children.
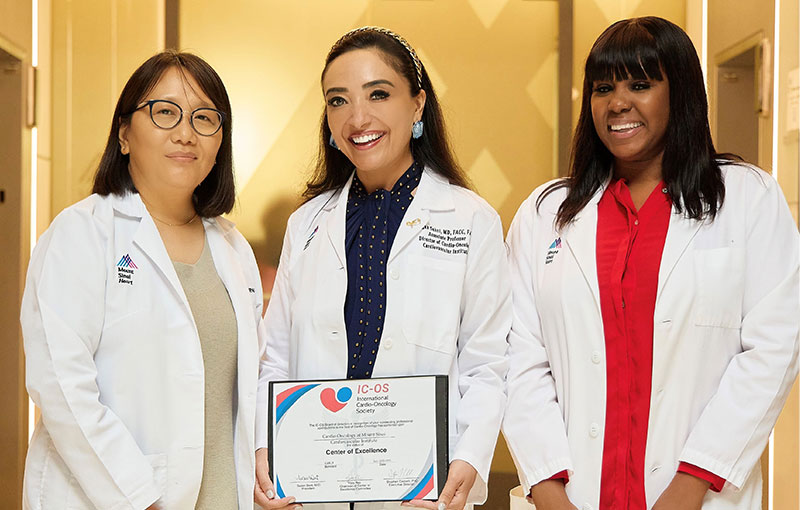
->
<box><xmin>389</xmin><ymin>269</ymin><xmax>399</xmax><ymax>280</ymax></box>
<box><xmin>384</xmin><ymin>337</ymin><xmax>393</xmax><ymax>349</ymax></box>
<box><xmin>589</xmin><ymin>423</ymin><xmax>600</xmax><ymax>438</ymax></box>
<box><xmin>591</xmin><ymin>351</ymin><xmax>601</xmax><ymax>364</ymax></box>
<box><xmin>330</xmin><ymin>331</ymin><xmax>339</xmax><ymax>341</ymax></box>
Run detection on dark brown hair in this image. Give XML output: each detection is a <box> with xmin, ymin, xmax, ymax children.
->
<box><xmin>92</xmin><ymin>50</ymin><xmax>235</xmax><ymax>217</ymax></box>
<box><xmin>541</xmin><ymin>16</ymin><xmax>728</xmax><ymax>229</ymax></box>
<box><xmin>304</xmin><ymin>28</ymin><xmax>468</xmax><ymax>200</ymax></box>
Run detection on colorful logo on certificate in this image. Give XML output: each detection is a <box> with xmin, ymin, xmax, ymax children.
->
<box><xmin>320</xmin><ymin>386</ymin><xmax>352</xmax><ymax>412</ymax></box>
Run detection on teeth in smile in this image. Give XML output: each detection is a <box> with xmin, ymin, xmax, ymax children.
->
<box><xmin>610</xmin><ymin>122</ymin><xmax>643</xmax><ymax>131</ymax></box>
<box><xmin>351</xmin><ymin>133</ymin><xmax>383</xmax><ymax>144</ymax></box>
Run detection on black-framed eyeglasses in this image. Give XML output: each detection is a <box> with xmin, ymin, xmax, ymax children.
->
<box><xmin>130</xmin><ymin>99</ymin><xmax>225</xmax><ymax>136</ymax></box>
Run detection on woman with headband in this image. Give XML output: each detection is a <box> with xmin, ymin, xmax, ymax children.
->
<box><xmin>256</xmin><ymin>27</ymin><xmax>510</xmax><ymax>510</ymax></box>
<box><xmin>502</xmin><ymin>17</ymin><xmax>798</xmax><ymax>510</ymax></box>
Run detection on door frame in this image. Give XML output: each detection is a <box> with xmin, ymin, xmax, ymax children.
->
<box><xmin>0</xmin><ymin>32</ymin><xmax>31</xmax><ymax>510</ymax></box>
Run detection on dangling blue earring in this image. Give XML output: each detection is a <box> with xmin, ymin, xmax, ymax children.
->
<box><xmin>411</xmin><ymin>120</ymin><xmax>424</xmax><ymax>139</ymax></box>
<box><xmin>329</xmin><ymin>134</ymin><xmax>339</xmax><ymax>150</ymax></box>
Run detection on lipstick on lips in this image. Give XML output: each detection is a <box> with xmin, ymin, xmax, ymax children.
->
<box><xmin>348</xmin><ymin>131</ymin><xmax>385</xmax><ymax>150</ymax></box>
<box><xmin>608</xmin><ymin>121</ymin><xmax>643</xmax><ymax>139</ymax></box>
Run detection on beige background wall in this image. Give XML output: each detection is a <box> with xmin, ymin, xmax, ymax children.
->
<box><xmin>50</xmin><ymin>0</ymin><xmax>165</xmax><ymax>216</ymax></box>
<box><xmin>180</xmin><ymin>0</ymin><xmax>560</xmax><ymax>267</ymax></box>
<box><xmin>772</xmin><ymin>0</ymin><xmax>799</xmax><ymax>506</ymax></box>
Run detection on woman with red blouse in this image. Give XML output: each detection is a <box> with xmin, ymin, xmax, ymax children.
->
<box><xmin>503</xmin><ymin>16</ymin><xmax>799</xmax><ymax>510</ymax></box>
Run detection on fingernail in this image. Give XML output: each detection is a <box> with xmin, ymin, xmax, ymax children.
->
<box><xmin>266</xmin><ymin>489</ymin><xmax>274</xmax><ymax>499</ymax></box>
<box><xmin>438</xmin><ymin>503</ymin><xmax>446</xmax><ymax>510</ymax></box>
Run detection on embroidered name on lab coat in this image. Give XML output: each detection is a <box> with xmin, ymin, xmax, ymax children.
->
<box><xmin>418</xmin><ymin>225</ymin><xmax>471</xmax><ymax>255</ymax></box>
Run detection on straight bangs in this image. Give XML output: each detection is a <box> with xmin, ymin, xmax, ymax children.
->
<box><xmin>585</xmin><ymin>22</ymin><xmax>663</xmax><ymax>84</ymax></box>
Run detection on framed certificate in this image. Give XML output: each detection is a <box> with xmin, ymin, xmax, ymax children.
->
<box><xmin>268</xmin><ymin>375</ymin><xmax>448</xmax><ymax>504</ymax></box>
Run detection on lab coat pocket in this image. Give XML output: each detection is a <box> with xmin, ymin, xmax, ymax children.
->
<box><xmin>693</xmin><ymin>247</ymin><xmax>743</xmax><ymax>329</ymax></box>
<box><xmin>402</xmin><ymin>255</ymin><xmax>465</xmax><ymax>354</ymax></box>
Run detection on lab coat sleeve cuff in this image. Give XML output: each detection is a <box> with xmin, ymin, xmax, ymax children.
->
<box><xmin>448</xmin><ymin>455</ymin><xmax>488</xmax><ymax>506</ymax></box>
<box><xmin>679</xmin><ymin>448</ymin><xmax>747</xmax><ymax>490</ymax></box>
<box><xmin>678</xmin><ymin>462</ymin><xmax>726</xmax><ymax>492</ymax></box>
<box><xmin>547</xmin><ymin>470</ymin><xmax>570</xmax><ymax>484</ymax></box>
<box><xmin>516</xmin><ymin>458</ymin><xmax>573</xmax><ymax>495</ymax></box>
<box><xmin>119</xmin><ymin>480</ymin><xmax>161</xmax><ymax>510</ymax></box>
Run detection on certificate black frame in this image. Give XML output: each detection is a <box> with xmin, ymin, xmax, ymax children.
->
<box><xmin>267</xmin><ymin>374</ymin><xmax>449</xmax><ymax>504</ymax></box>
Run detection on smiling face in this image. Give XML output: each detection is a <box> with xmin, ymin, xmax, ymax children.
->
<box><xmin>323</xmin><ymin>48</ymin><xmax>426</xmax><ymax>190</ymax></box>
<box><xmin>591</xmin><ymin>74</ymin><xmax>670</xmax><ymax>177</ymax></box>
<box><xmin>118</xmin><ymin>66</ymin><xmax>222</xmax><ymax>199</ymax></box>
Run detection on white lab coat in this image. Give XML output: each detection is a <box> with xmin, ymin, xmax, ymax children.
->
<box><xmin>260</xmin><ymin>168</ymin><xmax>510</xmax><ymax>509</ymax></box>
<box><xmin>21</xmin><ymin>192</ymin><xmax>269</xmax><ymax>510</ymax></box>
<box><xmin>502</xmin><ymin>163</ymin><xmax>799</xmax><ymax>510</ymax></box>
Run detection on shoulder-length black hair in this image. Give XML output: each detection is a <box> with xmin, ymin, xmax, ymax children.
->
<box><xmin>541</xmin><ymin>16</ymin><xmax>727</xmax><ymax>230</ymax></box>
<box><xmin>92</xmin><ymin>50</ymin><xmax>235</xmax><ymax>217</ymax></box>
<box><xmin>303</xmin><ymin>27</ymin><xmax>468</xmax><ymax>200</ymax></box>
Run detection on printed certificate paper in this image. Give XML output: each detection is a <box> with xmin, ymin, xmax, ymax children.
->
<box><xmin>268</xmin><ymin>375</ymin><xmax>448</xmax><ymax>504</ymax></box>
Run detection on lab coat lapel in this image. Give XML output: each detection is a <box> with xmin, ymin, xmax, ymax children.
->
<box><xmin>125</xmin><ymin>195</ymin><xmax>191</xmax><ymax>310</ymax></box>
<box><xmin>388</xmin><ymin>169</ymin><xmax>449</xmax><ymax>263</ymax></box>
<box><xmin>561</xmin><ymin>187</ymin><xmax>604</xmax><ymax>313</ymax></box>
<box><xmin>326</xmin><ymin>176</ymin><xmax>352</xmax><ymax>269</ymax></box>
<box><xmin>657</xmin><ymin>209</ymin><xmax>703</xmax><ymax>301</ymax></box>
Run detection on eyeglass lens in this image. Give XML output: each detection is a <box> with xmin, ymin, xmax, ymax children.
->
<box><xmin>149</xmin><ymin>100</ymin><xmax>222</xmax><ymax>136</ymax></box>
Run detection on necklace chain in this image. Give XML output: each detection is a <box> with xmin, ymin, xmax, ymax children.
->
<box><xmin>140</xmin><ymin>195</ymin><xmax>198</xmax><ymax>227</ymax></box>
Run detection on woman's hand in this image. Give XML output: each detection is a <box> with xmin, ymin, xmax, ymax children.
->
<box><xmin>651</xmin><ymin>472</ymin><xmax>709</xmax><ymax>510</ymax></box>
<box><xmin>528</xmin><ymin>479</ymin><xmax>578</xmax><ymax>510</ymax></box>
<box><xmin>254</xmin><ymin>448</ymin><xmax>302</xmax><ymax>509</ymax></box>
<box><xmin>402</xmin><ymin>459</ymin><xmax>477</xmax><ymax>510</ymax></box>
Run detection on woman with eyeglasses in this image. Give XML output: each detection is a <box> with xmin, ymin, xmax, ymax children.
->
<box><xmin>22</xmin><ymin>51</ymin><xmax>269</xmax><ymax>510</ymax></box>
<box><xmin>255</xmin><ymin>27</ymin><xmax>510</xmax><ymax>510</ymax></box>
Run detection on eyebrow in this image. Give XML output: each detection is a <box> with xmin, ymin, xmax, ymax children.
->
<box><xmin>324</xmin><ymin>79</ymin><xmax>396</xmax><ymax>96</ymax></box>
<box><xmin>155</xmin><ymin>94</ymin><xmax>215</xmax><ymax>110</ymax></box>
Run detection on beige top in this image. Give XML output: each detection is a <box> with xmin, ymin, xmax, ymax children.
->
<box><xmin>173</xmin><ymin>240</ymin><xmax>239</xmax><ymax>509</ymax></box>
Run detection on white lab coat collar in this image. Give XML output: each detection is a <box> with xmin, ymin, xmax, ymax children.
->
<box><xmin>108</xmin><ymin>191</ymin><xmax>237</xmax><ymax>233</ymax></box>
<box><xmin>108</xmin><ymin>191</ymin><xmax>250</xmax><ymax>331</ymax></box>
<box><xmin>559</xmin><ymin>178</ymin><xmax>705</xmax><ymax>314</ymax></box>
<box><xmin>560</xmin><ymin>182</ymin><xmax>608</xmax><ymax>314</ymax></box>
<box><xmin>324</xmin><ymin>166</ymin><xmax>456</xmax><ymax>267</ymax></box>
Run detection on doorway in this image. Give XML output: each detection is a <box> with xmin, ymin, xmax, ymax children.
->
<box><xmin>0</xmin><ymin>44</ymin><xmax>28</xmax><ymax>510</ymax></box>
<box><xmin>714</xmin><ymin>36</ymin><xmax>766</xmax><ymax>164</ymax></box>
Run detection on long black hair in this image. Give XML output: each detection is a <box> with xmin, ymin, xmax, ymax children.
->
<box><xmin>93</xmin><ymin>50</ymin><xmax>235</xmax><ymax>217</ymax></box>
<box><xmin>303</xmin><ymin>27</ymin><xmax>468</xmax><ymax>200</ymax></box>
<box><xmin>541</xmin><ymin>16</ymin><xmax>728</xmax><ymax>230</ymax></box>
